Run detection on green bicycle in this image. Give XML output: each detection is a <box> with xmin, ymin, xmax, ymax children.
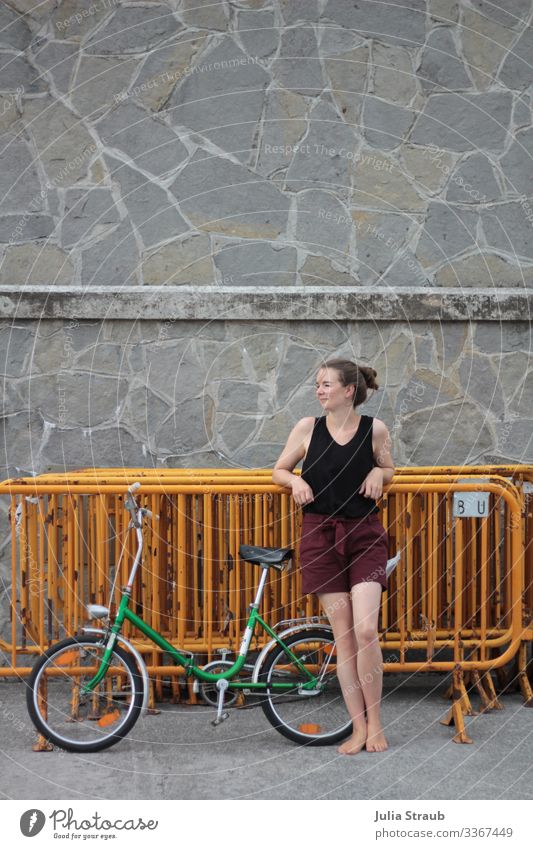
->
<box><xmin>26</xmin><ymin>484</ymin><xmax>354</xmax><ymax>752</ymax></box>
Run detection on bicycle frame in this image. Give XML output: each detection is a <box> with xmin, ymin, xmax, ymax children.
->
<box><xmin>82</xmin><ymin>489</ymin><xmax>330</xmax><ymax>697</ymax></box>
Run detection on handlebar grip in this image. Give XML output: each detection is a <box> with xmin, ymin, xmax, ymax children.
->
<box><xmin>129</xmin><ymin>482</ymin><xmax>141</xmax><ymax>493</ymax></box>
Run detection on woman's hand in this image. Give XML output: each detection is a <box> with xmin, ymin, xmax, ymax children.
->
<box><xmin>291</xmin><ymin>477</ymin><xmax>315</xmax><ymax>508</ymax></box>
<box><xmin>358</xmin><ymin>467</ymin><xmax>384</xmax><ymax>500</ymax></box>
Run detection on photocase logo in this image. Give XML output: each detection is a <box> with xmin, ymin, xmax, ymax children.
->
<box><xmin>20</xmin><ymin>809</ymin><xmax>46</xmax><ymax>837</ymax></box>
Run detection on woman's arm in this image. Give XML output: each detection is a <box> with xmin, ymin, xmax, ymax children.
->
<box><xmin>359</xmin><ymin>419</ymin><xmax>395</xmax><ymax>498</ymax></box>
<box><xmin>272</xmin><ymin>417</ymin><xmax>316</xmax><ymax>506</ymax></box>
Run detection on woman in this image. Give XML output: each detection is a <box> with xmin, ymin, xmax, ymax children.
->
<box><xmin>272</xmin><ymin>358</ymin><xmax>395</xmax><ymax>755</ymax></box>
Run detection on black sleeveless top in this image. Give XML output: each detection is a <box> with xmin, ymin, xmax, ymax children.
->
<box><xmin>300</xmin><ymin>414</ymin><xmax>379</xmax><ymax>518</ymax></box>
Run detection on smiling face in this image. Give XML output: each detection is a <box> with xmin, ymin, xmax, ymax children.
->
<box><xmin>315</xmin><ymin>367</ymin><xmax>356</xmax><ymax>411</ymax></box>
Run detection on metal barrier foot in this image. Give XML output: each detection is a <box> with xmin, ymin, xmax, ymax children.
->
<box><xmin>32</xmin><ymin>734</ymin><xmax>53</xmax><ymax>752</ymax></box>
<box><xmin>440</xmin><ymin>668</ymin><xmax>474</xmax><ymax>743</ymax></box>
<box><xmin>517</xmin><ymin>643</ymin><xmax>533</xmax><ymax>706</ymax></box>
<box><xmin>479</xmin><ymin>669</ymin><xmax>504</xmax><ymax>710</ymax></box>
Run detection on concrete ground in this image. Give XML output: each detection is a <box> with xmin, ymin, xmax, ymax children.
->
<box><xmin>1</xmin><ymin>673</ymin><xmax>531</xmax><ymax>800</ymax></box>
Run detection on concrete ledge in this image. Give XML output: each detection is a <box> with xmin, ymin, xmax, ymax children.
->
<box><xmin>0</xmin><ymin>286</ymin><xmax>532</xmax><ymax>320</ymax></box>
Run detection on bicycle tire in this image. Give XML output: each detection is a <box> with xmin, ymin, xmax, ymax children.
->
<box><xmin>26</xmin><ymin>635</ymin><xmax>144</xmax><ymax>753</ymax></box>
<box><xmin>258</xmin><ymin>628</ymin><xmax>352</xmax><ymax>746</ymax></box>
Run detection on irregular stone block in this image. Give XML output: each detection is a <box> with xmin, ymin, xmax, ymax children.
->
<box><xmin>126</xmin><ymin>32</ymin><xmax>209</xmax><ymax>112</ymax></box>
<box><xmin>299</xmin><ymin>254</ymin><xmax>357</xmax><ymax>286</ymax></box>
<box><xmin>105</xmin><ymin>154</ymin><xmax>188</xmax><ymax>248</ymax></box>
<box><xmin>416</xmin><ymin>202</ymin><xmax>478</xmax><ymax>266</ymax></box>
<box><xmin>371</xmin><ymin>333</ymin><xmax>414</xmax><ymax>387</ymax></box>
<box><xmin>212</xmin><ymin>239</ymin><xmax>297</xmax><ymax>286</ymax></box>
<box><xmin>428</xmin><ymin>0</ymin><xmax>459</xmax><ymax>23</ymax></box>
<box><xmin>0</xmin><ymin>4</ymin><xmax>32</xmax><ymax>50</ymax></box>
<box><xmin>7</xmin><ymin>0</ymin><xmax>56</xmax><ymax>20</ymax></box>
<box><xmin>325</xmin><ymin>45</ymin><xmax>369</xmax><ymax>126</ymax></box>
<box><xmin>418</xmin><ymin>27</ymin><xmax>471</xmax><ymax>91</ymax></box>
<box><xmin>275</xmin><ymin>342</ymin><xmax>316</xmax><ymax>407</ymax></box>
<box><xmin>395</xmin><ymin>369</ymin><xmax>459</xmax><ymax>412</ymax></box>
<box><xmin>319</xmin><ymin>26</ymin><xmax>365</xmax><ymax>56</ymax></box>
<box><xmin>352</xmin><ymin>153</ymin><xmax>426</xmax><ymax>211</ymax></box>
<box><xmin>475</xmin><ymin>323</ymin><xmax>530</xmax><ymax>354</ymax></box>
<box><xmin>411</xmin><ymin>92</ymin><xmax>512</xmax><ymax>151</ymax></box>
<box><xmin>255</xmin><ymin>87</ymin><xmax>308</xmax><ymax>176</ymax></box>
<box><xmin>492</xmin><ymin>418</ymin><xmax>532</xmax><ymax>461</ymax></box>
<box><xmin>482</xmin><ymin>202</ymin><xmax>533</xmax><ymax>261</ymax></box>
<box><xmin>273</xmin><ymin>26</ymin><xmax>324</xmax><ymax>95</ymax></box>
<box><xmin>166</xmin><ymin>38</ymin><xmax>269</xmax><ymax>162</ymax></box>
<box><xmin>0</xmin><ymin>52</ymin><xmax>47</xmax><ymax>93</ymax></box>
<box><xmin>435</xmin><ymin>322</ymin><xmax>468</xmax><ymax>368</ymax></box>
<box><xmin>283</xmin><ymin>100</ymin><xmax>358</xmax><ymax>198</ymax></box>
<box><xmin>44</xmin><ymin>426</ymin><xmax>152</xmax><ymax>469</ymax></box>
<box><xmin>0</xmin><ymin>411</ymin><xmax>44</xmax><ymax>474</ymax></box>
<box><xmin>472</xmin><ymin>0</ymin><xmax>530</xmax><ymax>29</ymax></box>
<box><xmin>217</xmin><ymin>413</ymin><xmax>259</xmax><ymax>453</ymax></box>
<box><xmin>363</xmin><ymin>96</ymin><xmax>416</xmax><ymax>149</ymax></box>
<box><xmin>61</xmin><ymin>187</ymin><xmax>120</xmax><ymax>249</ymax></box>
<box><xmin>121</xmin><ymin>385</ymin><xmax>171</xmax><ymax>437</ymax></box>
<box><xmin>237</xmin><ymin>9</ymin><xmax>278</xmax><ymax>58</ymax></box>
<box><xmin>0</xmin><ymin>244</ymin><xmax>74</xmax><ymax>285</ymax></box>
<box><xmin>352</xmin><ymin>210</ymin><xmax>419</xmax><ymax>284</ymax></box>
<box><xmin>179</xmin><ymin>0</ymin><xmax>228</xmax><ymax>30</ymax></box>
<box><xmin>373</xmin><ymin>43</ymin><xmax>417</xmax><ymax>105</ymax></box>
<box><xmin>0</xmin><ymin>134</ymin><xmax>43</xmax><ymax>213</ymax></box>
<box><xmin>324</xmin><ymin>0</ymin><xmax>427</xmax><ymax>49</ymax></box>
<box><xmin>72</xmin><ymin>55</ymin><xmax>141</xmax><ymax>120</ymax></box>
<box><xmin>500</xmin><ymin>127</ymin><xmax>533</xmax><ymax>197</ymax></box>
<box><xmin>0</xmin><ymin>214</ymin><xmax>54</xmax><ymax>243</ymax></box>
<box><xmin>85</xmin><ymin>5</ymin><xmax>183</xmax><ymax>53</ymax></box>
<box><xmin>52</xmin><ymin>0</ymin><xmax>116</xmax><ymax>41</ymax></box>
<box><xmin>0</xmin><ymin>325</ymin><xmax>34</xmax><ymax>376</ymax></box>
<box><xmin>435</xmin><ymin>253</ymin><xmax>533</xmax><ymax>287</ymax></box>
<box><xmin>461</xmin><ymin>8</ymin><xmax>515</xmax><ymax>91</ymax></box>
<box><xmin>21</xmin><ymin>372</ymin><xmax>128</xmax><ymax>426</ymax></box>
<box><xmin>80</xmin><ymin>216</ymin><xmax>141</xmax><ymax>285</ymax></box>
<box><xmin>459</xmin><ymin>353</ymin><xmax>506</xmax><ymax>415</ymax></box>
<box><xmin>97</xmin><ymin>101</ymin><xmax>188</xmax><ymax>178</ymax></box>
<box><xmin>401</xmin><ymin>144</ymin><xmax>456</xmax><ymax>193</ymax></box>
<box><xmin>170</xmin><ymin>151</ymin><xmax>290</xmax><ymax>239</ymax></box>
<box><xmin>32</xmin><ymin>41</ymin><xmax>79</xmax><ymax>94</ymax></box>
<box><xmin>218</xmin><ymin>380</ymin><xmax>260</xmax><ymax>412</ymax></box>
<box><xmin>142</xmin><ymin>233</ymin><xmax>214</xmax><ymax>285</ymax></box>
<box><xmin>447</xmin><ymin>153</ymin><xmax>501</xmax><ymax>203</ymax></box>
<box><xmin>279</xmin><ymin>0</ymin><xmax>320</xmax><ymax>24</ymax></box>
<box><xmin>75</xmin><ymin>343</ymin><xmax>130</xmax><ymax>375</ymax></box>
<box><xmin>0</xmin><ymin>93</ymin><xmax>22</xmax><ymax>132</ymax></box>
<box><xmin>400</xmin><ymin>400</ymin><xmax>494</xmax><ymax>464</ymax></box>
<box><xmin>22</xmin><ymin>97</ymin><xmax>97</xmax><ymax>186</ymax></box>
<box><xmin>145</xmin><ymin>342</ymin><xmax>206</xmax><ymax>401</ymax></box>
<box><xmin>295</xmin><ymin>189</ymin><xmax>354</xmax><ymax>263</ymax></box>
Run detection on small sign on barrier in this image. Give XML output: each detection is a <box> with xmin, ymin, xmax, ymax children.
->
<box><xmin>453</xmin><ymin>478</ymin><xmax>490</xmax><ymax>517</ymax></box>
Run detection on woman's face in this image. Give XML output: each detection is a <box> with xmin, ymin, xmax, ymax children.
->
<box><xmin>315</xmin><ymin>368</ymin><xmax>355</xmax><ymax>410</ymax></box>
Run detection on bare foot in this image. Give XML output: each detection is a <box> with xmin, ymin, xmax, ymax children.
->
<box><xmin>337</xmin><ymin>727</ymin><xmax>367</xmax><ymax>755</ymax></box>
<box><xmin>365</xmin><ymin>724</ymin><xmax>388</xmax><ymax>752</ymax></box>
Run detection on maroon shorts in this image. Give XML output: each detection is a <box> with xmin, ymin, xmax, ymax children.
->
<box><xmin>299</xmin><ymin>511</ymin><xmax>389</xmax><ymax>596</ymax></box>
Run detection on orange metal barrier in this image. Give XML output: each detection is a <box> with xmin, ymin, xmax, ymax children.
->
<box><xmin>0</xmin><ymin>469</ymin><xmax>530</xmax><ymax>743</ymax></box>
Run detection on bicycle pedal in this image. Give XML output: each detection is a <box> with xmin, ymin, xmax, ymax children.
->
<box><xmin>211</xmin><ymin>711</ymin><xmax>229</xmax><ymax>727</ymax></box>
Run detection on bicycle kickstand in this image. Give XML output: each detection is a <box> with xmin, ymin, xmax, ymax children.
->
<box><xmin>211</xmin><ymin>678</ymin><xmax>230</xmax><ymax>727</ymax></box>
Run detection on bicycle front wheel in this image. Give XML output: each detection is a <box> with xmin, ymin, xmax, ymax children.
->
<box><xmin>26</xmin><ymin>635</ymin><xmax>144</xmax><ymax>752</ymax></box>
<box><xmin>259</xmin><ymin>628</ymin><xmax>352</xmax><ymax>746</ymax></box>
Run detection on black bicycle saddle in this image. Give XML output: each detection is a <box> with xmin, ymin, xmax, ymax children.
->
<box><xmin>239</xmin><ymin>544</ymin><xmax>294</xmax><ymax>570</ymax></box>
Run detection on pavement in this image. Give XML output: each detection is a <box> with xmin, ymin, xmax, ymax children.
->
<box><xmin>1</xmin><ymin>672</ymin><xmax>531</xmax><ymax>800</ymax></box>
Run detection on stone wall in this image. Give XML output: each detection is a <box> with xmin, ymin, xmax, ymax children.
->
<box><xmin>2</xmin><ymin>1</ymin><xmax>533</xmax><ymax>287</ymax></box>
<box><xmin>0</xmin><ymin>0</ymin><xmax>532</xmax><ymax>483</ymax></box>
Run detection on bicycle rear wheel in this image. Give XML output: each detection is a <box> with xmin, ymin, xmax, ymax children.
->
<box><xmin>26</xmin><ymin>635</ymin><xmax>144</xmax><ymax>752</ymax></box>
<box><xmin>259</xmin><ymin>628</ymin><xmax>352</xmax><ymax>746</ymax></box>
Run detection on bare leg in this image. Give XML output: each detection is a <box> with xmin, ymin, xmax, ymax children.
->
<box><xmin>351</xmin><ymin>582</ymin><xmax>388</xmax><ymax>752</ymax></box>
<box><xmin>318</xmin><ymin>592</ymin><xmax>367</xmax><ymax>755</ymax></box>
